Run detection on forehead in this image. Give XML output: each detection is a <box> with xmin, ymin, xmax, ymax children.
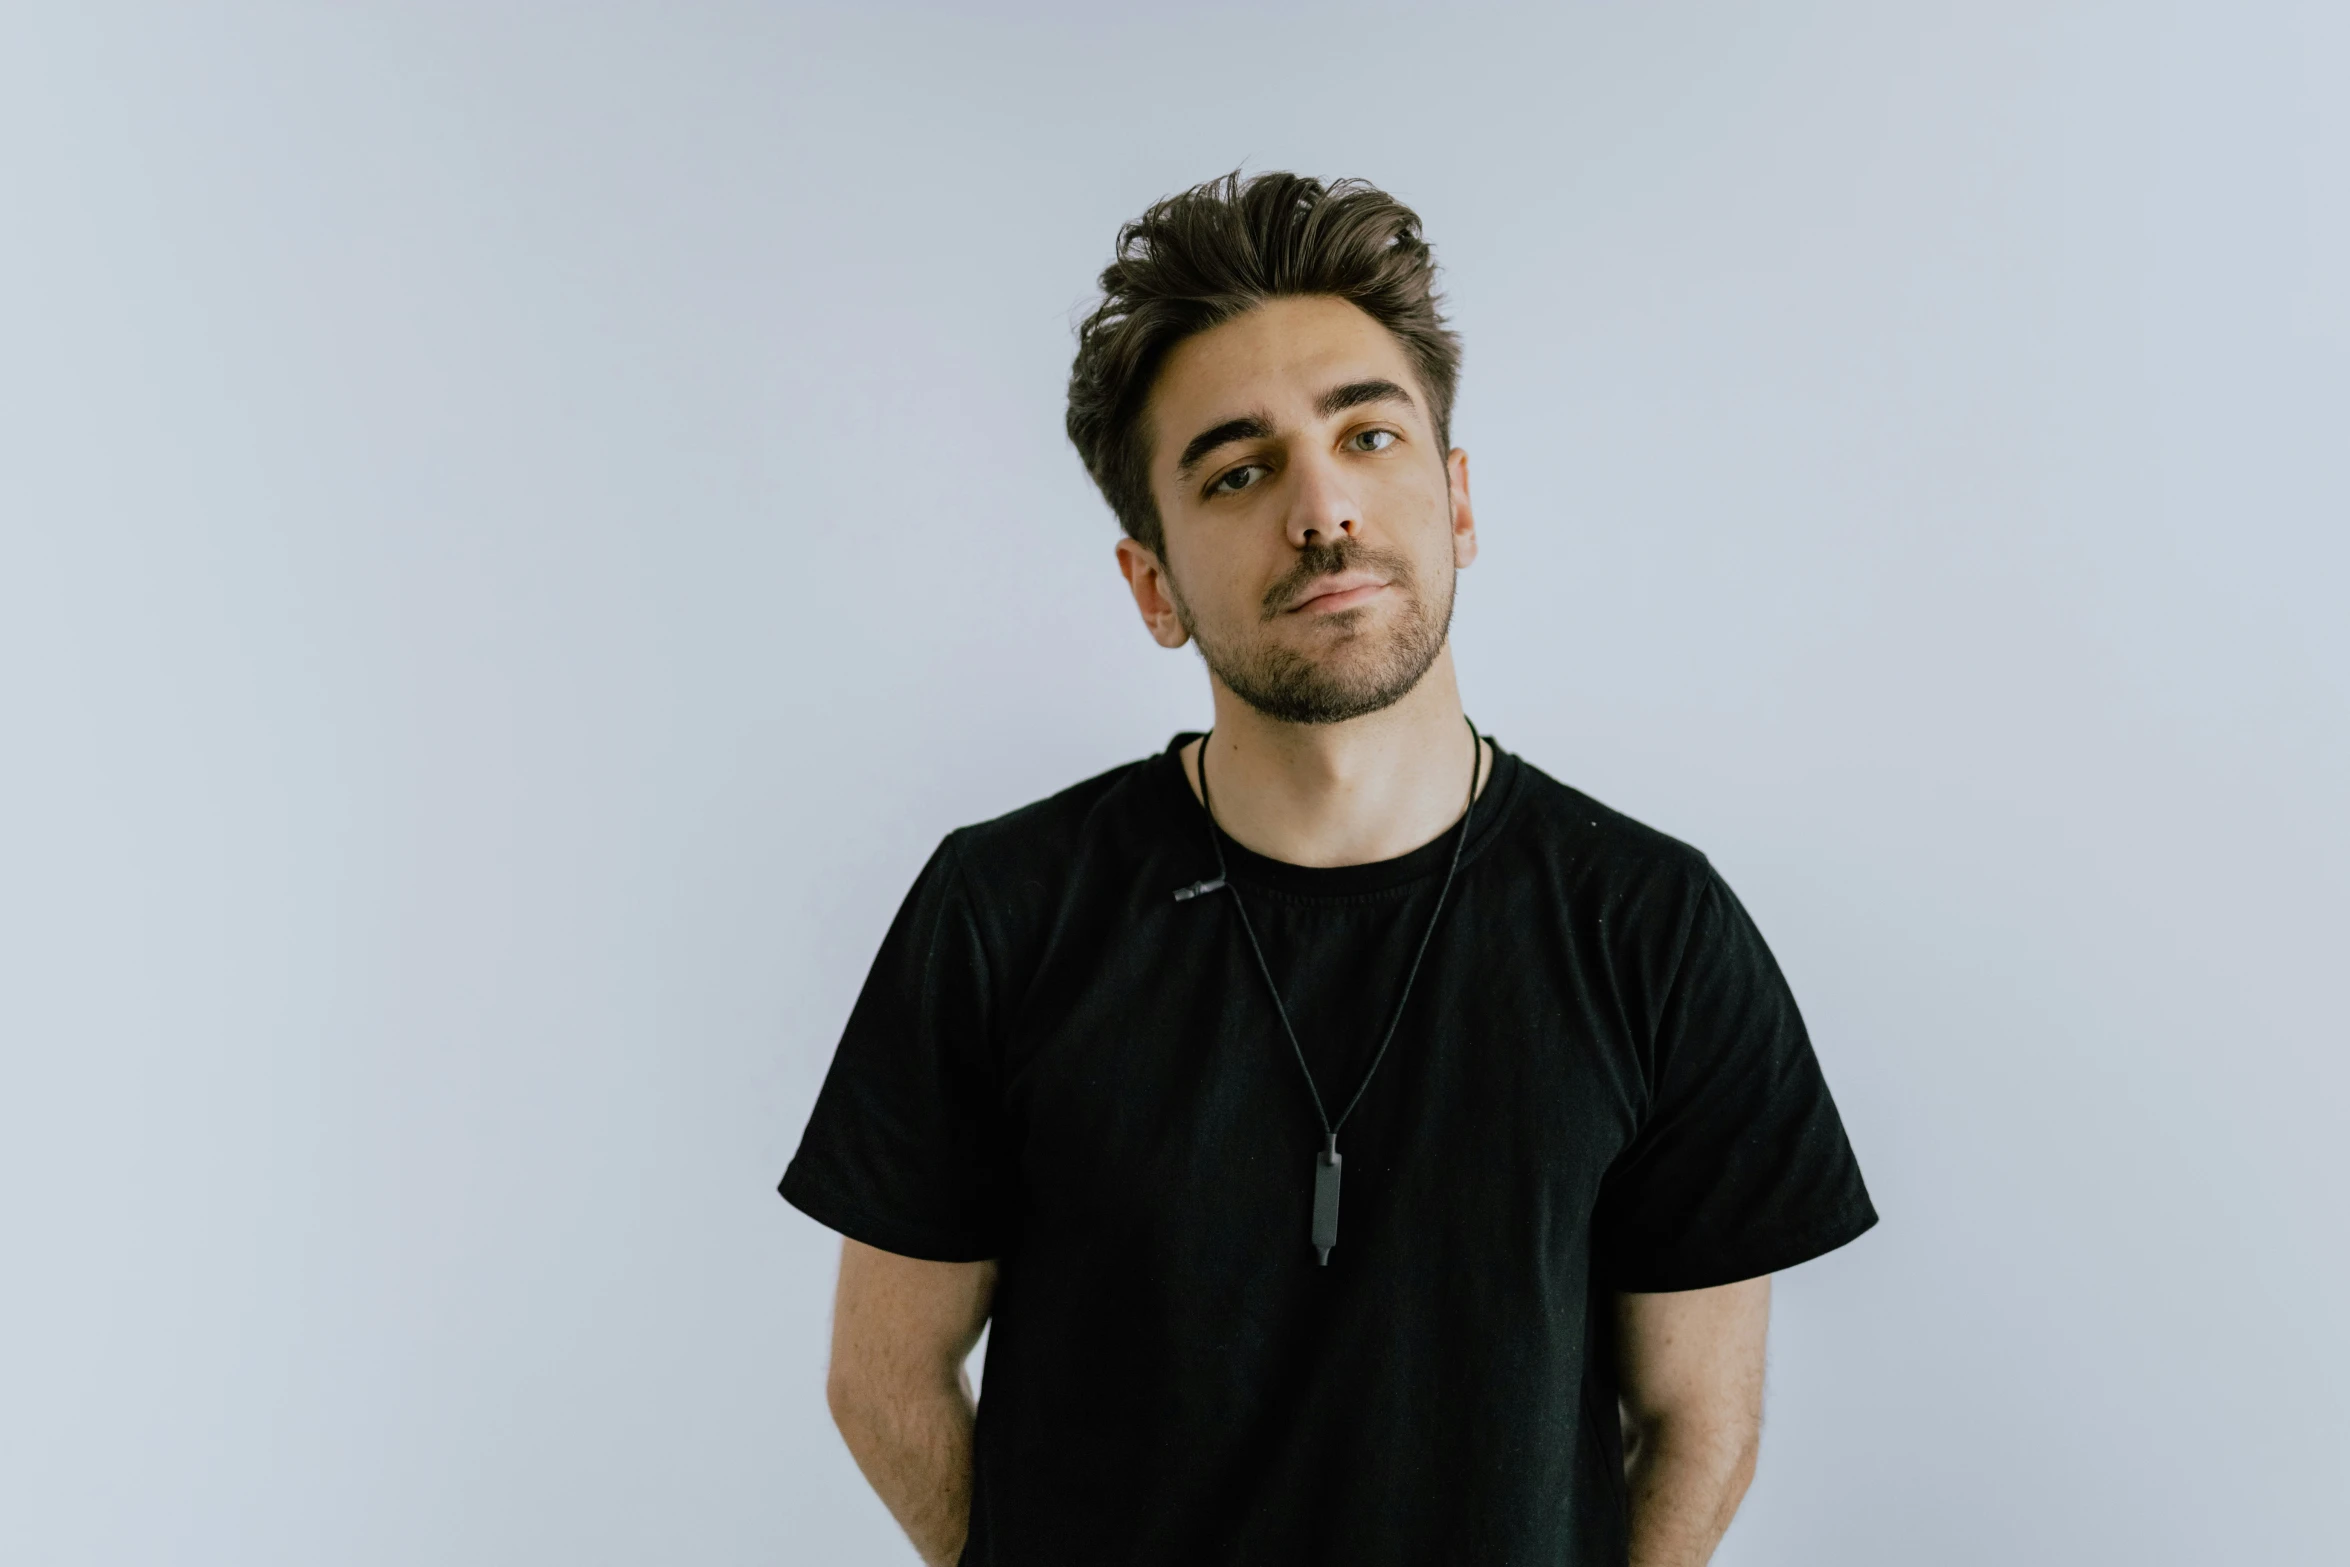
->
<box><xmin>1146</xmin><ymin>296</ymin><xmax>1425</xmax><ymax>451</ymax></box>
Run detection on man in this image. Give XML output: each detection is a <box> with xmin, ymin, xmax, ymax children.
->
<box><xmin>782</xmin><ymin>171</ymin><xmax>1876</xmax><ymax>1566</ymax></box>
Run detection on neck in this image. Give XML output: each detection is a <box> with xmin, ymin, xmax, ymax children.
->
<box><xmin>1184</xmin><ymin>646</ymin><xmax>1491</xmax><ymax>868</ymax></box>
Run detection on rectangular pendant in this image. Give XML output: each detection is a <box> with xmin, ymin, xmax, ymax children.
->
<box><xmin>1311</xmin><ymin>1138</ymin><xmax>1342</xmax><ymax>1266</ymax></box>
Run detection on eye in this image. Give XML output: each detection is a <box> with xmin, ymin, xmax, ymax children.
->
<box><xmin>1208</xmin><ymin>463</ymin><xmax>1267</xmax><ymax>497</ymax></box>
<box><xmin>1348</xmin><ymin>428</ymin><xmax>1399</xmax><ymax>453</ymax></box>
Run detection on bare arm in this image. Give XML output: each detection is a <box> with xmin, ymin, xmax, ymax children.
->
<box><xmin>1614</xmin><ymin>1276</ymin><xmax>1771</xmax><ymax>1567</ymax></box>
<box><xmin>826</xmin><ymin>1238</ymin><xmax>997</xmax><ymax>1567</ymax></box>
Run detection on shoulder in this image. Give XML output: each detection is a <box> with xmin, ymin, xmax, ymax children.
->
<box><xmin>1479</xmin><ymin>749</ymin><xmax>1741</xmax><ymax>980</ymax></box>
<box><xmin>1497</xmin><ymin>750</ymin><xmax>1716</xmax><ymax>892</ymax></box>
<box><xmin>1491</xmin><ymin>752</ymin><xmax>1773</xmax><ymax>1028</ymax></box>
<box><xmin>912</xmin><ymin>748</ymin><xmax>1186</xmax><ymax>1021</ymax></box>
<box><xmin>947</xmin><ymin>752</ymin><xmax>1163</xmax><ymax>880</ymax></box>
<box><xmin>931</xmin><ymin>748</ymin><xmax>1182</xmax><ymax>961</ymax></box>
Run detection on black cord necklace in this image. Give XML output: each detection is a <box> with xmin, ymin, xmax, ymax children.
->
<box><xmin>1173</xmin><ymin>716</ymin><xmax>1483</xmax><ymax>1265</ymax></box>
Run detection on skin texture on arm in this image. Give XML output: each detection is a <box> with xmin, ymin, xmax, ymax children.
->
<box><xmin>826</xmin><ymin>1239</ymin><xmax>997</xmax><ymax>1567</ymax></box>
<box><xmin>1615</xmin><ymin>1276</ymin><xmax>1772</xmax><ymax>1567</ymax></box>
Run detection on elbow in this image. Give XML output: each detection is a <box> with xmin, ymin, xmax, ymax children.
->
<box><xmin>826</xmin><ymin>1357</ymin><xmax>961</xmax><ymax>1443</ymax></box>
<box><xmin>825</xmin><ymin>1363</ymin><xmax>864</xmax><ymax>1436</ymax></box>
<box><xmin>1623</xmin><ymin>1400</ymin><xmax>1762</xmax><ymax>1494</ymax></box>
<box><xmin>1725</xmin><ymin>1423</ymin><xmax>1760</xmax><ymax>1506</ymax></box>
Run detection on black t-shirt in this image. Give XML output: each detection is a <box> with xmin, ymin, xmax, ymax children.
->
<box><xmin>782</xmin><ymin>734</ymin><xmax>1875</xmax><ymax>1566</ymax></box>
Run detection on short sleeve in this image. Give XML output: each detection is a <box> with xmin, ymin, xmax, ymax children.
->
<box><xmin>1592</xmin><ymin>865</ymin><xmax>1877</xmax><ymax>1291</ymax></box>
<box><xmin>779</xmin><ymin>834</ymin><xmax>1008</xmax><ymax>1262</ymax></box>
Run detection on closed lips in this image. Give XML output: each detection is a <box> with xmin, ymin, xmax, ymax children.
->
<box><xmin>1286</xmin><ymin>574</ymin><xmax>1388</xmax><ymax>611</ymax></box>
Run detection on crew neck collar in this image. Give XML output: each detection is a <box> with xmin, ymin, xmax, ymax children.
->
<box><xmin>1157</xmin><ymin>730</ymin><xmax>1522</xmax><ymax>899</ymax></box>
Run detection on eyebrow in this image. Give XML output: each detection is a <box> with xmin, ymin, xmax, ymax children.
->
<box><xmin>1314</xmin><ymin>378</ymin><xmax>1416</xmax><ymax>419</ymax></box>
<box><xmin>1174</xmin><ymin>415</ymin><xmax>1272</xmax><ymax>479</ymax></box>
<box><xmin>1171</xmin><ymin>380</ymin><xmax>1419</xmax><ymax>481</ymax></box>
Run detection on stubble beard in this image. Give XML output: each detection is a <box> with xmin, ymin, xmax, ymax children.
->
<box><xmin>1170</xmin><ymin>539</ymin><xmax>1456</xmax><ymax>726</ymax></box>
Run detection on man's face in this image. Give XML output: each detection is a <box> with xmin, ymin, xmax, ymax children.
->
<box><xmin>1117</xmin><ymin>295</ymin><xmax>1476</xmax><ymax>725</ymax></box>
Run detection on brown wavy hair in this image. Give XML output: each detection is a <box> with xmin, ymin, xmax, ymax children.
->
<box><xmin>1065</xmin><ymin>171</ymin><xmax>1461</xmax><ymax>556</ymax></box>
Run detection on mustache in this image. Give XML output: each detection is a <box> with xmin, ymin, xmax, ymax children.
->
<box><xmin>1259</xmin><ymin>540</ymin><xmax>1418</xmax><ymax>618</ymax></box>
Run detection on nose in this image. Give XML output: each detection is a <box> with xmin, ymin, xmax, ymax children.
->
<box><xmin>1284</xmin><ymin>447</ymin><xmax>1361</xmax><ymax>549</ymax></box>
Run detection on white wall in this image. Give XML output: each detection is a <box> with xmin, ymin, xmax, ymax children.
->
<box><xmin>3</xmin><ymin>3</ymin><xmax>2342</xmax><ymax>1562</ymax></box>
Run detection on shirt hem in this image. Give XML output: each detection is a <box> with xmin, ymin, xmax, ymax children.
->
<box><xmin>1603</xmin><ymin>1198</ymin><xmax>1880</xmax><ymax>1293</ymax></box>
<box><xmin>777</xmin><ymin>1162</ymin><xmax>1001</xmax><ymax>1264</ymax></box>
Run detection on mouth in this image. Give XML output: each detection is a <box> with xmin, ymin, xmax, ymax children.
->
<box><xmin>1282</xmin><ymin>572</ymin><xmax>1390</xmax><ymax>615</ymax></box>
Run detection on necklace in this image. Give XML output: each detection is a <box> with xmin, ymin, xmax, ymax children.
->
<box><xmin>1173</xmin><ymin>716</ymin><xmax>1483</xmax><ymax>1265</ymax></box>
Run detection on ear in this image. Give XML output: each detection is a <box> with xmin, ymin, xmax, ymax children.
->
<box><xmin>1446</xmin><ymin>448</ymin><xmax>1477</xmax><ymax>569</ymax></box>
<box><xmin>1115</xmin><ymin>536</ymin><xmax>1192</xmax><ymax>649</ymax></box>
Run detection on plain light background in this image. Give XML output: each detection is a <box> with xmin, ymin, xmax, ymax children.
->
<box><xmin>3</xmin><ymin>2</ymin><xmax>2344</xmax><ymax>1562</ymax></box>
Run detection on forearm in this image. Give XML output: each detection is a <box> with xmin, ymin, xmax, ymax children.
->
<box><xmin>826</xmin><ymin>1242</ymin><xmax>995</xmax><ymax>1566</ymax></box>
<box><xmin>1612</xmin><ymin>1276</ymin><xmax>1770</xmax><ymax>1566</ymax></box>
<box><xmin>1623</xmin><ymin>1411</ymin><xmax>1758</xmax><ymax>1567</ymax></box>
<box><xmin>830</xmin><ymin>1366</ymin><xmax>977</xmax><ymax>1567</ymax></box>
